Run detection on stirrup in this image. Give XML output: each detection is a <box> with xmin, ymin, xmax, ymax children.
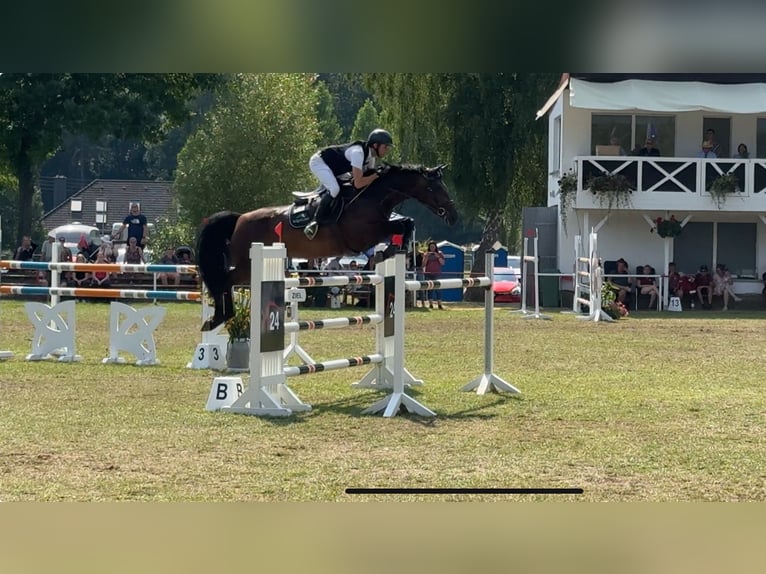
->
<box><xmin>304</xmin><ymin>221</ymin><xmax>318</xmax><ymax>240</ymax></box>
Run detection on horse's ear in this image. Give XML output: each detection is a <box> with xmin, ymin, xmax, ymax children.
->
<box><xmin>429</xmin><ymin>163</ymin><xmax>448</xmax><ymax>178</ymax></box>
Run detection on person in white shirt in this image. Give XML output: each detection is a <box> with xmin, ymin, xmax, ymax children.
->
<box><xmin>304</xmin><ymin>129</ymin><xmax>394</xmax><ymax>239</ymax></box>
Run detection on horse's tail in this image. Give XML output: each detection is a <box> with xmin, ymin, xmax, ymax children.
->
<box><xmin>197</xmin><ymin>211</ymin><xmax>241</xmax><ymax>330</ymax></box>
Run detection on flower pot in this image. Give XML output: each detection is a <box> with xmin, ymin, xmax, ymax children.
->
<box><xmin>226</xmin><ymin>338</ymin><xmax>250</xmax><ymax>371</ymax></box>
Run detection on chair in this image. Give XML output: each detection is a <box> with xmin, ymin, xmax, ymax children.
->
<box><xmin>634</xmin><ymin>266</ymin><xmax>659</xmax><ymax>310</ymax></box>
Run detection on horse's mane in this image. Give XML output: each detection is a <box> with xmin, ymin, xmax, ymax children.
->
<box><xmin>383</xmin><ymin>163</ymin><xmax>429</xmax><ymax>174</ymax></box>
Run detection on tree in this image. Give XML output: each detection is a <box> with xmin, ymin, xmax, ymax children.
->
<box><xmin>314</xmin><ymin>79</ymin><xmax>343</xmax><ymax>147</ymax></box>
<box><xmin>0</xmin><ymin>73</ymin><xmax>221</xmax><ymax>245</ymax></box>
<box><xmin>175</xmin><ymin>74</ymin><xmax>320</xmax><ymax>227</ymax></box>
<box><xmin>365</xmin><ymin>73</ymin><xmax>559</xmax><ymax>298</ymax></box>
<box><xmin>318</xmin><ymin>74</ymin><xmax>372</xmax><ymax>140</ymax></box>
<box><xmin>350</xmin><ymin>99</ymin><xmax>381</xmax><ymax>144</ymax></box>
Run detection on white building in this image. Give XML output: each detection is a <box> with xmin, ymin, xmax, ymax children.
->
<box><xmin>537</xmin><ymin>73</ymin><xmax>766</xmax><ymax>297</ymax></box>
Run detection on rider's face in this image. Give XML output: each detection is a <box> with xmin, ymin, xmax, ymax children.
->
<box><xmin>374</xmin><ymin>143</ymin><xmax>391</xmax><ymax>158</ymax></box>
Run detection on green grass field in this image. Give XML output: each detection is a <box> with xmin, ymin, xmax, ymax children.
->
<box><xmin>0</xmin><ymin>299</ymin><xmax>764</xmax><ymax>501</ymax></box>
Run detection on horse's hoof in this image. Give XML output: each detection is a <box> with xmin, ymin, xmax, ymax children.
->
<box><xmin>201</xmin><ymin>320</ymin><xmax>212</xmax><ymax>332</ymax></box>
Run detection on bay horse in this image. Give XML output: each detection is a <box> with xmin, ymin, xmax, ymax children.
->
<box><xmin>197</xmin><ymin>163</ymin><xmax>458</xmax><ymax>331</ymax></box>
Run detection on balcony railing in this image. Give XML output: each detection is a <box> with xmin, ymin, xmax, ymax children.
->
<box><xmin>570</xmin><ymin>156</ymin><xmax>766</xmax><ymax>211</ymax></box>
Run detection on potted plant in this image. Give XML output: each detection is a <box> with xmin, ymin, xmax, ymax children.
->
<box><xmin>652</xmin><ymin>215</ymin><xmax>683</xmax><ymax>238</ymax></box>
<box><xmin>585</xmin><ymin>171</ymin><xmax>633</xmax><ymax>211</ymax></box>
<box><xmin>601</xmin><ymin>282</ymin><xmax>629</xmax><ymax>320</ymax></box>
<box><xmin>708</xmin><ymin>172</ymin><xmax>740</xmax><ymax>208</ymax></box>
<box><xmin>557</xmin><ymin>170</ymin><xmax>578</xmax><ymax>232</ymax></box>
<box><xmin>224</xmin><ymin>288</ymin><xmax>251</xmax><ymax>371</ymax></box>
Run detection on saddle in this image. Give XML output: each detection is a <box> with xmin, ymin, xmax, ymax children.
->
<box><xmin>288</xmin><ymin>187</ymin><xmax>349</xmax><ymax>229</ymax></box>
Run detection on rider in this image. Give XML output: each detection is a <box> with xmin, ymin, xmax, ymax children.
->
<box><xmin>303</xmin><ymin>128</ymin><xmax>394</xmax><ymax>240</ymax></box>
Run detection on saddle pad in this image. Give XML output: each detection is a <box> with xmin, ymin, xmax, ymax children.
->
<box><xmin>288</xmin><ymin>203</ymin><xmax>313</xmax><ymax>229</ymax></box>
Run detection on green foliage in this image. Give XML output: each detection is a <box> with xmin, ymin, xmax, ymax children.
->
<box><xmin>585</xmin><ymin>172</ymin><xmax>633</xmax><ymax>210</ymax></box>
<box><xmin>557</xmin><ymin>170</ymin><xmax>578</xmax><ymax>233</ymax></box>
<box><xmin>0</xmin><ymin>73</ymin><xmax>220</xmax><ymax>243</ymax></box>
<box><xmin>350</xmin><ymin>99</ymin><xmax>380</xmax><ymax>145</ymax></box>
<box><xmin>653</xmin><ymin>216</ymin><xmax>682</xmax><ymax>238</ymax></box>
<box><xmin>709</xmin><ymin>172</ymin><xmax>740</xmax><ymax>208</ymax></box>
<box><xmin>225</xmin><ymin>288</ymin><xmax>251</xmax><ymax>339</ymax></box>
<box><xmin>175</xmin><ymin>74</ymin><xmax>320</xmax><ymax>227</ymax></box>
<box><xmin>314</xmin><ymin>79</ymin><xmax>343</xmax><ymax>147</ymax></box>
<box><xmin>151</xmin><ymin>215</ymin><xmax>197</xmax><ymax>255</ymax></box>
<box><xmin>318</xmin><ymin>74</ymin><xmax>372</xmax><ymax>140</ymax></box>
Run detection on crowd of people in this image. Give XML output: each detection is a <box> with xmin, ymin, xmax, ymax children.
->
<box><xmin>607</xmin><ymin>258</ymin><xmax>744</xmax><ymax>311</ymax></box>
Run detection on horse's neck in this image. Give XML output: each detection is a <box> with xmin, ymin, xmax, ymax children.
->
<box><xmin>365</xmin><ymin>175</ymin><xmax>413</xmax><ymax>214</ymax></box>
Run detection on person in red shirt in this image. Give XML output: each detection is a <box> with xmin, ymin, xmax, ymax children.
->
<box><xmin>422</xmin><ymin>241</ymin><xmax>445</xmax><ymax>310</ymax></box>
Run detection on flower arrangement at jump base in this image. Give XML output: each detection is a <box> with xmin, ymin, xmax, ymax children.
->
<box><xmin>224</xmin><ymin>288</ymin><xmax>251</xmax><ymax>371</ymax></box>
<box><xmin>652</xmin><ymin>215</ymin><xmax>683</xmax><ymax>238</ymax></box>
<box><xmin>601</xmin><ymin>282</ymin><xmax>629</xmax><ymax>320</ymax></box>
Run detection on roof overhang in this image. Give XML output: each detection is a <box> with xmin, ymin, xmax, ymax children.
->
<box><xmin>536</xmin><ymin>73</ymin><xmax>766</xmax><ymax>119</ymax></box>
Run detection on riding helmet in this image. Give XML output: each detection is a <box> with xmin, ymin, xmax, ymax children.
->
<box><xmin>367</xmin><ymin>129</ymin><xmax>394</xmax><ymax>146</ymax></box>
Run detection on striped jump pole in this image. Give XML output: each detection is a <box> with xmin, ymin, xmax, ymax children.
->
<box><xmin>574</xmin><ymin>231</ymin><xmax>613</xmax><ymax>323</ymax></box>
<box><xmin>0</xmin><ymin>285</ymin><xmax>201</xmax><ymax>301</ymax></box>
<box><xmin>0</xmin><ymin>260</ymin><xmax>199</xmax><ymax>275</ymax></box>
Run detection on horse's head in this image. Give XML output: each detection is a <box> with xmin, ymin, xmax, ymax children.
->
<box><xmin>382</xmin><ymin>163</ymin><xmax>458</xmax><ymax>226</ymax></box>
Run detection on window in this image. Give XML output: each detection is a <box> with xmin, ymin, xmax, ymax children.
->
<box><xmin>591</xmin><ymin>114</ymin><xmax>676</xmax><ymax>156</ymax></box>
<box><xmin>702</xmin><ymin>117</ymin><xmax>731</xmax><ymax>158</ymax></box>
<box><xmin>96</xmin><ymin>200</ymin><xmax>107</xmax><ymax>212</ymax></box>
<box><xmin>636</xmin><ymin>115</ymin><xmax>675</xmax><ymax>156</ymax></box>
<box><xmin>70</xmin><ymin>199</ymin><xmax>82</xmax><ymax>213</ymax></box>
<box><xmin>756</xmin><ymin>118</ymin><xmax>766</xmax><ymax>159</ymax></box>
<box><xmin>591</xmin><ymin>114</ymin><xmax>631</xmax><ymax>155</ymax></box>
<box><xmin>673</xmin><ymin>221</ymin><xmax>755</xmax><ymax>277</ymax></box>
<box><xmin>95</xmin><ymin>213</ymin><xmax>107</xmax><ymax>224</ymax></box>
<box><xmin>717</xmin><ymin>222</ymin><xmax>756</xmax><ymax>276</ymax></box>
<box><xmin>551</xmin><ymin>115</ymin><xmax>562</xmax><ymax>173</ymax></box>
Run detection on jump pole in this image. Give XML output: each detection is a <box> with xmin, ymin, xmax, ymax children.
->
<box><xmin>460</xmin><ymin>250</ymin><xmax>521</xmax><ymax>395</ymax></box>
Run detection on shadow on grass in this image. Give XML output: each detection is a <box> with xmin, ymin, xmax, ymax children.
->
<box><xmin>626</xmin><ymin>310</ymin><xmax>766</xmax><ymax>320</ymax></box>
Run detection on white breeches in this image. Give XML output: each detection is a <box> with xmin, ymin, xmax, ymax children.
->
<box><xmin>309</xmin><ymin>153</ymin><xmax>341</xmax><ymax>197</ymax></box>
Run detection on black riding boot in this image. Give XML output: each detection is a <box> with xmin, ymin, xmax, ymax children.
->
<box><xmin>304</xmin><ymin>193</ymin><xmax>333</xmax><ymax>240</ymax></box>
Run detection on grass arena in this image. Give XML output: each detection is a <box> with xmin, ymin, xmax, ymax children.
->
<box><xmin>1</xmin><ymin>288</ymin><xmax>765</xmax><ymax>501</ymax></box>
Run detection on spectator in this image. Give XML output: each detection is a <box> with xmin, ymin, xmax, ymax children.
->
<box><xmin>91</xmin><ymin>250</ymin><xmax>113</xmax><ymax>288</ymax></box>
<box><xmin>637</xmin><ymin>264</ymin><xmax>659</xmax><ymax>310</ymax></box>
<box><xmin>704</xmin><ymin>128</ymin><xmax>722</xmax><ymax>157</ymax></box>
<box><xmin>713</xmin><ymin>263</ymin><xmax>742</xmax><ymax>311</ymax></box>
<box><xmin>635</xmin><ymin>138</ymin><xmax>660</xmax><ymax>157</ymax></box>
<box><xmin>733</xmin><ymin>143</ymin><xmax>749</xmax><ymax>159</ymax></box>
<box><xmin>422</xmin><ymin>241</ymin><xmax>445</xmax><ymax>309</ymax></box>
<box><xmin>67</xmin><ymin>253</ymin><xmax>92</xmax><ymax>288</ymax></box>
<box><xmin>698</xmin><ymin>140</ymin><xmax>717</xmax><ymax>159</ymax></box>
<box><xmin>158</xmin><ymin>247</ymin><xmax>180</xmax><ymax>287</ymax></box>
<box><xmin>40</xmin><ymin>232</ymin><xmax>55</xmax><ymax>262</ymax></box>
<box><xmin>610</xmin><ymin>258</ymin><xmax>633</xmax><ymax>304</ymax></box>
<box><xmin>112</xmin><ymin>202</ymin><xmax>148</xmax><ymax>247</ymax></box>
<box><xmin>96</xmin><ymin>236</ymin><xmax>114</xmax><ymax>263</ymax></box>
<box><xmin>14</xmin><ymin>235</ymin><xmax>38</xmax><ymax>261</ymax></box>
<box><xmin>56</xmin><ymin>236</ymin><xmax>73</xmax><ymax>284</ymax></box>
<box><xmin>123</xmin><ymin>236</ymin><xmax>145</xmax><ymax>264</ymax></box>
<box><xmin>667</xmin><ymin>262</ymin><xmax>683</xmax><ymax>298</ymax></box>
<box><xmin>695</xmin><ymin>265</ymin><xmax>713</xmax><ymax>309</ymax></box>
<box><xmin>408</xmin><ymin>246</ymin><xmax>427</xmax><ymax>308</ymax></box>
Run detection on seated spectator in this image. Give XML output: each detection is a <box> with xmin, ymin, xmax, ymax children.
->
<box><xmin>158</xmin><ymin>247</ymin><xmax>180</xmax><ymax>287</ymax></box>
<box><xmin>14</xmin><ymin>235</ymin><xmax>38</xmax><ymax>261</ymax></box>
<box><xmin>635</xmin><ymin>138</ymin><xmax>660</xmax><ymax>157</ymax></box>
<box><xmin>67</xmin><ymin>253</ymin><xmax>92</xmax><ymax>288</ymax></box>
<box><xmin>695</xmin><ymin>265</ymin><xmax>713</xmax><ymax>309</ymax></box>
<box><xmin>609</xmin><ymin>136</ymin><xmax>628</xmax><ymax>156</ymax></box>
<box><xmin>762</xmin><ymin>271</ymin><xmax>766</xmax><ymax>296</ymax></box>
<box><xmin>91</xmin><ymin>250</ymin><xmax>114</xmax><ymax>288</ymax></box>
<box><xmin>698</xmin><ymin>140</ymin><xmax>717</xmax><ymax>159</ymax></box>
<box><xmin>667</xmin><ymin>262</ymin><xmax>682</xmax><ymax>298</ymax></box>
<box><xmin>733</xmin><ymin>143</ymin><xmax>750</xmax><ymax>159</ymax></box>
<box><xmin>713</xmin><ymin>263</ymin><xmax>742</xmax><ymax>311</ymax></box>
<box><xmin>609</xmin><ymin>258</ymin><xmax>633</xmax><ymax>304</ymax></box>
<box><xmin>120</xmin><ymin>236</ymin><xmax>145</xmax><ymax>284</ymax></box>
<box><xmin>637</xmin><ymin>264</ymin><xmax>659</xmax><ymax>309</ymax></box>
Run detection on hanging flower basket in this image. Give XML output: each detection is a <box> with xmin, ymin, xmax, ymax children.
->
<box><xmin>709</xmin><ymin>173</ymin><xmax>740</xmax><ymax>208</ymax></box>
<box><xmin>652</xmin><ymin>216</ymin><xmax>682</xmax><ymax>238</ymax></box>
<box><xmin>585</xmin><ymin>172</ymin><xmax>633</xmax><ymax>210</ymax></box>
<box><xmin>557</xmin><ymin>170</ymin><xmax>578</xmax><ymax>232</ymax></box>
